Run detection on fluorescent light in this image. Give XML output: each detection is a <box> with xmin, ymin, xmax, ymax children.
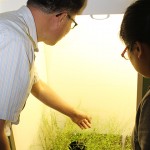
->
<box><xmin>90</xmin><ymin>14</ymin><xmax>110</xmax><ymax>20</ymax></box>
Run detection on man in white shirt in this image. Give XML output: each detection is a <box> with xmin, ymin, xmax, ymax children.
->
<box><xmin>0</xmin><ymin>0</ymin><xmax>91</xmax><ymax>149</ymax></box>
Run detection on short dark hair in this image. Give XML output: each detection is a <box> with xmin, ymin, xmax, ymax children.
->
<box><xmin>120</xmin><ymin>0</ymin><xmax>150</xmax><ymax>49</ymax></box>
<box><xmin>27</xmin><ymin>0</ymin><xmax>86</xmax><ymax>15</ymax></box>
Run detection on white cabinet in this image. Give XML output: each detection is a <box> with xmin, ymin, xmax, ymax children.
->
<box><xmin>0</xmin><ymin>0</ymin><xmax>26</xmax><ymax>12</ymax></box>
<box><xmin>82</xmin><ymin>0</ymin><xmax>136</xmax><ymax>15</ymax></box>
<box><xmin>0</xmin><ymin>0</ymin><xmax>136</xmax><ymax>14</ymax></box>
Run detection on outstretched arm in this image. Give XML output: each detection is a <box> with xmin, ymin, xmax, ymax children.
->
<box><xmin>31</xmin><ymin>80</ymin><xmax>91</xmax><ymax>129</ymax></box>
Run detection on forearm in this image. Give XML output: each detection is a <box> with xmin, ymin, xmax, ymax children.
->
<box><xmin>0</xmin><ymin>133</ymin><xmax>10</xmax><ymax>150</ymax></box>
<box><xmin>31</xmin><ymin>80</ymin><xmax>77</xmax><ymax>117</ymax></box>
<box><xmin>31</xmin><ymin>80</ymin><xmax>91</xmax><ymax>129</ymax></box>
<box><xmin>0</xmin><ymin>120</ymin><xmax>10</xmax><ymax>150</ymax></box>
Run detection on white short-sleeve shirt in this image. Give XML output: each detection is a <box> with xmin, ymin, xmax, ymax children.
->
<box><xmin>0</xmin><ymin>6</ymin><xmax>39</xmax><ymax>124</ymax></box>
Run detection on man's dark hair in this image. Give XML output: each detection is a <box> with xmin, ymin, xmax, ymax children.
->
<box><xmin>27</xmin><ymin>0</ymin><xmax>87</xmax><ymax>15</ymax></box>
<box><xmin>120</xmin><ymin>0</ymin><xmax>150</xmax><ymax>49</ymax></box>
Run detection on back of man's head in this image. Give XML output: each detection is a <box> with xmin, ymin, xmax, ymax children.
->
<box><xmin>27</xmin><ymin>0</ymin><xmax>87</xmax><ymax>15</ymax></box>
<box><xmin>120</xmin><ymin>0</ymin><xmax>150</xmax><ymax>47</ymax></box>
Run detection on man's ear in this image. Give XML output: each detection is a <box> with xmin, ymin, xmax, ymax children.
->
<box><xmin>56</xmin><ymin>12</ymin><xmax>68</xmax><ymax>24</ymax></box>
<box><xmin>134</xmin><ymin>42</ymin><xmax>142</xmax><ymax>59</ymax></box>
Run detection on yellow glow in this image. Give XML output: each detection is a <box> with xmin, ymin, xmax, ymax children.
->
<box><xmin>44</xmin><ymin>15</ymin><xmax>137</xmax><ymax>133</ymax></box>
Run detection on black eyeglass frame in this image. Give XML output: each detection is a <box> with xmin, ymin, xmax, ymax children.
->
<box><xmin>56</xmin><ymin>13</ymin><xmax>78</xmax><ymax>29</ymax></box>
<box><xmin>67</xmin><ymin>14</ymin><xmax>78</xmax><ymax>29</ymax></box>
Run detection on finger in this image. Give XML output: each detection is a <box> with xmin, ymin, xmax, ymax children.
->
<box><xmin>79</xmin><ymin>119</ymin><xmax>91</xmax><ymax>129</ymax></box>
<box><xmin>81</xmin><ymin>122</ymin><xmax>88</xmax><ymax>129</ymax></box>
<box><xmin>86</xmin><ymin>116</ymin><xmax>92</xmax><ymax>124</ymax></box>
<box><xmin>83</xmin><ymin>119</ymin><xmax>91</xmax><ymax>128</ymax></box>
<box><xmin>79</xmin><ymin>124</ymin><xmax>84</xmax><ymax>130</ymax></box>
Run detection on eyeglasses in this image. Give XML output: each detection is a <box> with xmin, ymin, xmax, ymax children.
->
<box><xmin>56</xmin><ymin>13</ymin><xmax>78</xmax><ymax>29</ymax></box>
<box><xmin>67</xmin><ymin>15</ymin><xmax>78</xmax><ymax>29</ymax></box>
<box><xmin>121</xmin><ymin>46</ymin><xmax>129</xmax><ymax>60</ymax></box>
